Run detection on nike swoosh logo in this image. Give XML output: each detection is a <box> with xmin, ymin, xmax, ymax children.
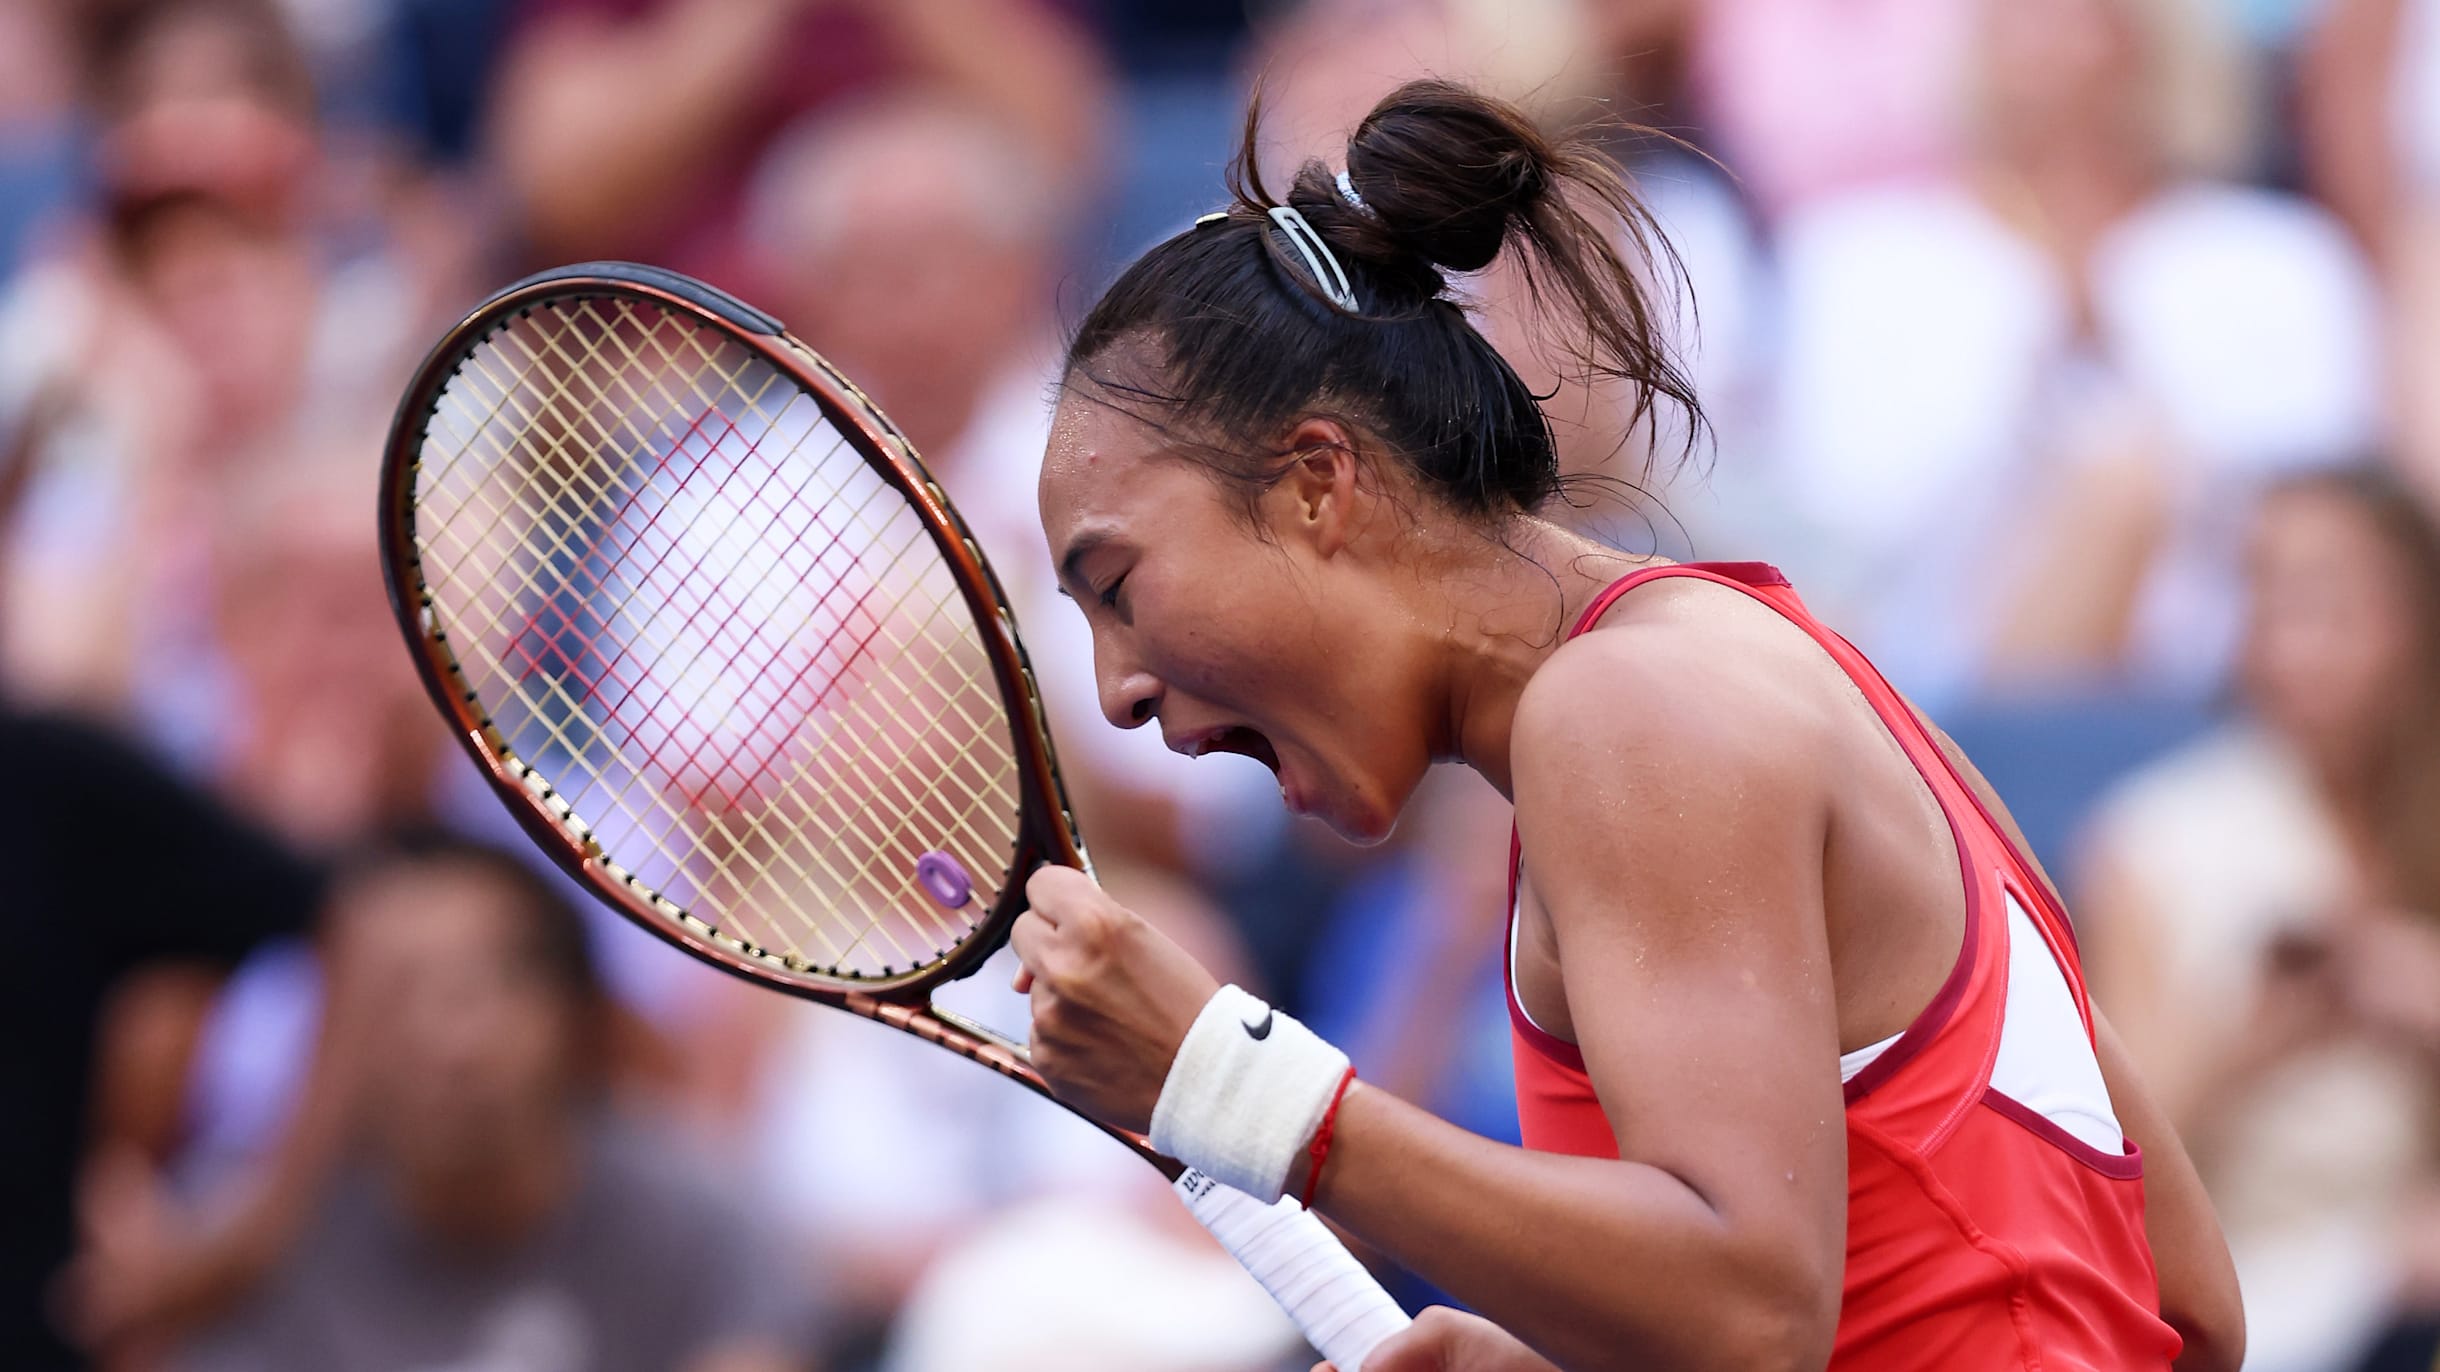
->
<box><xmin>1243</xmin><ymin>1007</ymin><xmax>1275</xmax><ymax>1040</ymax></box>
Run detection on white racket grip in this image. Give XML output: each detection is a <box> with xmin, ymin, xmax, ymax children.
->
<box><xmin>1173</xmin><ymin>1167</ymin><xmax>1410</xmax><ymax>1370</ymax></box>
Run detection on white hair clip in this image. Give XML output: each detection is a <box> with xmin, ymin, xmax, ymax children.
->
<box><xmin>1335</xmin><ymin>169</ymin><xmax>1372</xmax><ymax>218</ymax></box>
<box><xmin>1266</xmin><ymin>204</ymin><xmax>1359</xmax><ymax>313</ymax></box>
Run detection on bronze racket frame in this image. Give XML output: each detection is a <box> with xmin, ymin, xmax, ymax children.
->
<box><xmin>376</xmin><ymin>262</ymin><xmax>1173</xmax><ymax>1169</ymax></box>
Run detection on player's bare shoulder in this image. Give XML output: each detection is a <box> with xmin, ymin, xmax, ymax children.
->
<box><xmin>1510</xmin><ymin>577</ymin><xmax>1841</xmax><ymax>823</ymax></box>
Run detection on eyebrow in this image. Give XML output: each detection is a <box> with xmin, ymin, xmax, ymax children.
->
<box><xmin>1057</xmin><ymin>528</ymin><xmax>1115</xmax><ymax>595</ymax></box>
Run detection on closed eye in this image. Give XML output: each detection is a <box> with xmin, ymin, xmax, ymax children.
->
<box><xmin>1097</xmin><ymin>573</ymin><xmax>1127</xmax><ymax>610</ymax></box>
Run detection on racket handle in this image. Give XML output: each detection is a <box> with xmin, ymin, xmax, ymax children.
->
<box><xmin>1172</xmin><ymin>1167</ymin><xmax>1410</xmax><ymax>1370</ymax></box>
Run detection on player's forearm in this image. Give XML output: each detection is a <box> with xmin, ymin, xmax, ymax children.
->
<box><xmin>1308</xmin><ymin>1086</ymin><xmax>1838</xmax><ymax>1372</ymax></box>
<box><xmin>490</xmin><ymin>0</ymin><xmax>796</xmax><ymax>258</ymax></box>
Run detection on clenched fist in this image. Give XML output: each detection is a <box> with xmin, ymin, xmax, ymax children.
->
<box><xmin>1009</xmin><ymin>865</ymin><xmax>1223</xmax><ymax>1133</ymax></box>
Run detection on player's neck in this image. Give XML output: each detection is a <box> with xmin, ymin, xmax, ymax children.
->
<box><xmin>1435</xmin><ymin>521</ymin><xmax>1666</xmax><ymax>796</ymax></box>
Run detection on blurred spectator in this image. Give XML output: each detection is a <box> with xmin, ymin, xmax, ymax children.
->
<box><xmin>1733</xmin><ymin>0</ymin><xmax>2380</xmax><ymax>705</ymax></box>
<box><xmin>1676</xmin><ymin>0</ymin><xmax>2257</xmax><ymax>229</ymax></box>
<box><xmin>2298</xmin><ymin>0</ymin><xmax>2413</xmax><ymax>263</ymax></box>
<box><xmin>747</xmin><ymin>92</ymin><xmax>1063</xmax><ymax>466</ymax></box>
<box><xmin>1678</xmin><ymin>0</ymin><xmax>1970</xmax><ymax>223</ymax></box>
<box><xmin>0</xmin><ymin>0</ymin><xmax>459</xmax><ymax>739</ymax></box>
<box><xmin>0</xmin><ymin>0</ymin><xmax>82</xmax><ymax>275</ymax></box>
<box><xmin>80</xmin><ymin>0</ymin><xmax>319</xmax><ymax>230</ymax></box>
<box><xmin>202</xmin><ymin>441</ymin><xmax>449</xmax><ymax>846</ymax></box>
<box><xmin>0</xmin><ymin>708</ymin><xmax>324</xmax><ymax>1371</ymax></box>
<box><xmin>2078</xmin><ymin>467</ymin><xmax>2440</xmax><ymax>1372</ymax></box>
<box><xmin>2309</xmin><ymin>0</ymin><xmax>2440</xmax><ymax>515</ymax></box>
<box><xmin>485</xmin><ymin>0</ymin><xmax>1108</xmax><ymax>293</ymax></box>
<box><xmin>112</xmin><ymin>835</ymin><xmax>825</xmax><ymax>1372</ymax></box>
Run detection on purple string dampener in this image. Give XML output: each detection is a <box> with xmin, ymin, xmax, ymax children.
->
<box><xmin>914</xmin><ymin>850</ymin><xmax>973</xmax><ymax>910</ymax></box>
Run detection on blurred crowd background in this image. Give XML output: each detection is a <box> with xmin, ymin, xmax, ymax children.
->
<box><xmin>4</xmin><ymin>0</ymin><xmax>2440</xmax><ymax>1369</ymax></box>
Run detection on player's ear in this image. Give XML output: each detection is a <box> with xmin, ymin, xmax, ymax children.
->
<box><xmin>1272</xmin><ymin>418</ymin><xmax>1363</xmax><ymax>558</ymax></box>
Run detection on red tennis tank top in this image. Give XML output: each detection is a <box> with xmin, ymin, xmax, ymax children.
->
<box><xmin>1506</xmin><ymin>562</ymin><xmax>2180</xmax><ymax>1368</ymax></box>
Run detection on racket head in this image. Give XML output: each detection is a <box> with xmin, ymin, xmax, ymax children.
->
<box><xmin>380</xmin><ymin>261</ymin><xmax>1086</xmax><ymax>1000</ymax></box>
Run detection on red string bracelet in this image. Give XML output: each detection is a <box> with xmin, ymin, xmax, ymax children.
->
<box><xmin>1300</xmin><ymin>1066</ymin><xmax>1360</xmax><ymax>1210</ymax></box>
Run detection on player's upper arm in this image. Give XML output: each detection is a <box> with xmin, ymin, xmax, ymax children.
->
<box><xmin>2092</xmin><ymin>1008</ymin><xmax>2245</xmax><ymax>1372</ymax></box>
<box><xmin>1511</xmin><ymin>627</ymin><xmax>1849</xmax><ymax>1334</ymax></box>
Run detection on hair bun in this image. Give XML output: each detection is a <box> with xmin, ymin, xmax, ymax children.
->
<box><xmin>1341</xmin><ymin>80</ymin><xmax>1555</xmax><ymax>275</ymax></box>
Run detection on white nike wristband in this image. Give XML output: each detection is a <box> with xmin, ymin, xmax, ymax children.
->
<box><xmin>1151</xmin><ymin>984</ymin><xmax>1352</xmax><ymax>1203</ymax></box>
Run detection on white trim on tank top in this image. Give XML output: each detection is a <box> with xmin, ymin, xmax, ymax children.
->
<box><xmin>1992</xmin><ymin>891</ymin><xmax>2124</xmax><ymax>1151</ymax></box>
<box><xmin>1508</xmin><ymin>890</ymin><xmax>2124</xmax><ymax>1148</ymax></box>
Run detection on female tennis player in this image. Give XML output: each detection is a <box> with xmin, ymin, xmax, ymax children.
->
<box><xmin>1008</xmin><ymin>80</ymin><xmax>2244</xmax><ymax>1371</ymax></box>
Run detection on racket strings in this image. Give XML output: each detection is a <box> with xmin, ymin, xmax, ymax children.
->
<box><xmin>448</xmin><ymin>314</ymin><xmax>1010</xmax><ymax>966</ymax></box>
<box><xmin>413</xmin><ymin>296</ymin><xmax>1023</xmax><ymax>979</ymax></box>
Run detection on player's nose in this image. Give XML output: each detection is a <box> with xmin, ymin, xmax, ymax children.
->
<box><xmin>1098</xmin><ymin>659</ymin><xmax>1162</xmax><ymax>731</ymax></box>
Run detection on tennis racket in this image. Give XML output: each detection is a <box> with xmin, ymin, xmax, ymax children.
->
<box><xmin>378</xmin><ymin>261</ymin><xmax>1408</xmax><ymax>1369</ymax></box>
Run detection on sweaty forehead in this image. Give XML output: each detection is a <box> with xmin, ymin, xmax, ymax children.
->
<box><xmin>1038</xmin><ymin>395</ymin><xmax>1174</xmax><ymax>546</ymax></box>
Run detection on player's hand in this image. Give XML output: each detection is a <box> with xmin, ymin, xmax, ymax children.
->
<box><xmin>1010</xmin><ymin>865</ymin><xmax>1220</xmax><ymax>1133</ymax></box>
<box><xmin>1315</xmin><ymin>1306</ymin><xmax>1558</xmax><ymax>1372</ymax></box>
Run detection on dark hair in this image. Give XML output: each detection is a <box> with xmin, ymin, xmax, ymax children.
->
<box><xmin>1064</xmin><ymin>79</ymin><xmax>1702</xmax><ymax>523</ymax></box>
<box><xmin>77</xmin><ymin>0</ymin><xmax>315</xmax><ymax>118</ymax></box>
<box><xmin>341</xmin><ymin>830</ymin><xmax>606</xmax><ymax>1012</ymax></box>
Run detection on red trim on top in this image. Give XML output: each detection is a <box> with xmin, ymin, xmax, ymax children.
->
<box><xmin>1838</xmin><ymin>807</ymin><xmax>1980</xmax><ymax>1106</ymax></box>
<box><xmin>1564</xmin><ymin>561</ymin><xmax>1791</xmax><ymax>640</ymax></box>
<box><xmin>1685</xmin><ymin>560</ymin><xmax>1792</xmax><ymax>589</ymax></box>
<box><xmin>1891</xmin><ymin>686</ymin><xmax>2097</xmax><ymax>1040</ymax></box>
<box><xmin>1506</xmin><ymin>956</ymin><xmax>1589</xmax><ymax>1070</ymax></box>
<box><xmin>1780</xmin><ymin>630</ymin><xmax>1988</xmax><ymax>1106</ymax></box>
<box><xmin>1504</xmin><ymin>828</ymin><xmax>1588</xmax><ymax>1071</ymax></box>
<box><xmin>1980</xmin><ymin>1087</ymin><xmax>2144</xmax><ymax>1180</ymax></box>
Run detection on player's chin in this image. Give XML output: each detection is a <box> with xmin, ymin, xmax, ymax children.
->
<box><xmin>1305</xmin><ymin>779</ymin><xmax>1401</xmax><ymax>847</ymax></box>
